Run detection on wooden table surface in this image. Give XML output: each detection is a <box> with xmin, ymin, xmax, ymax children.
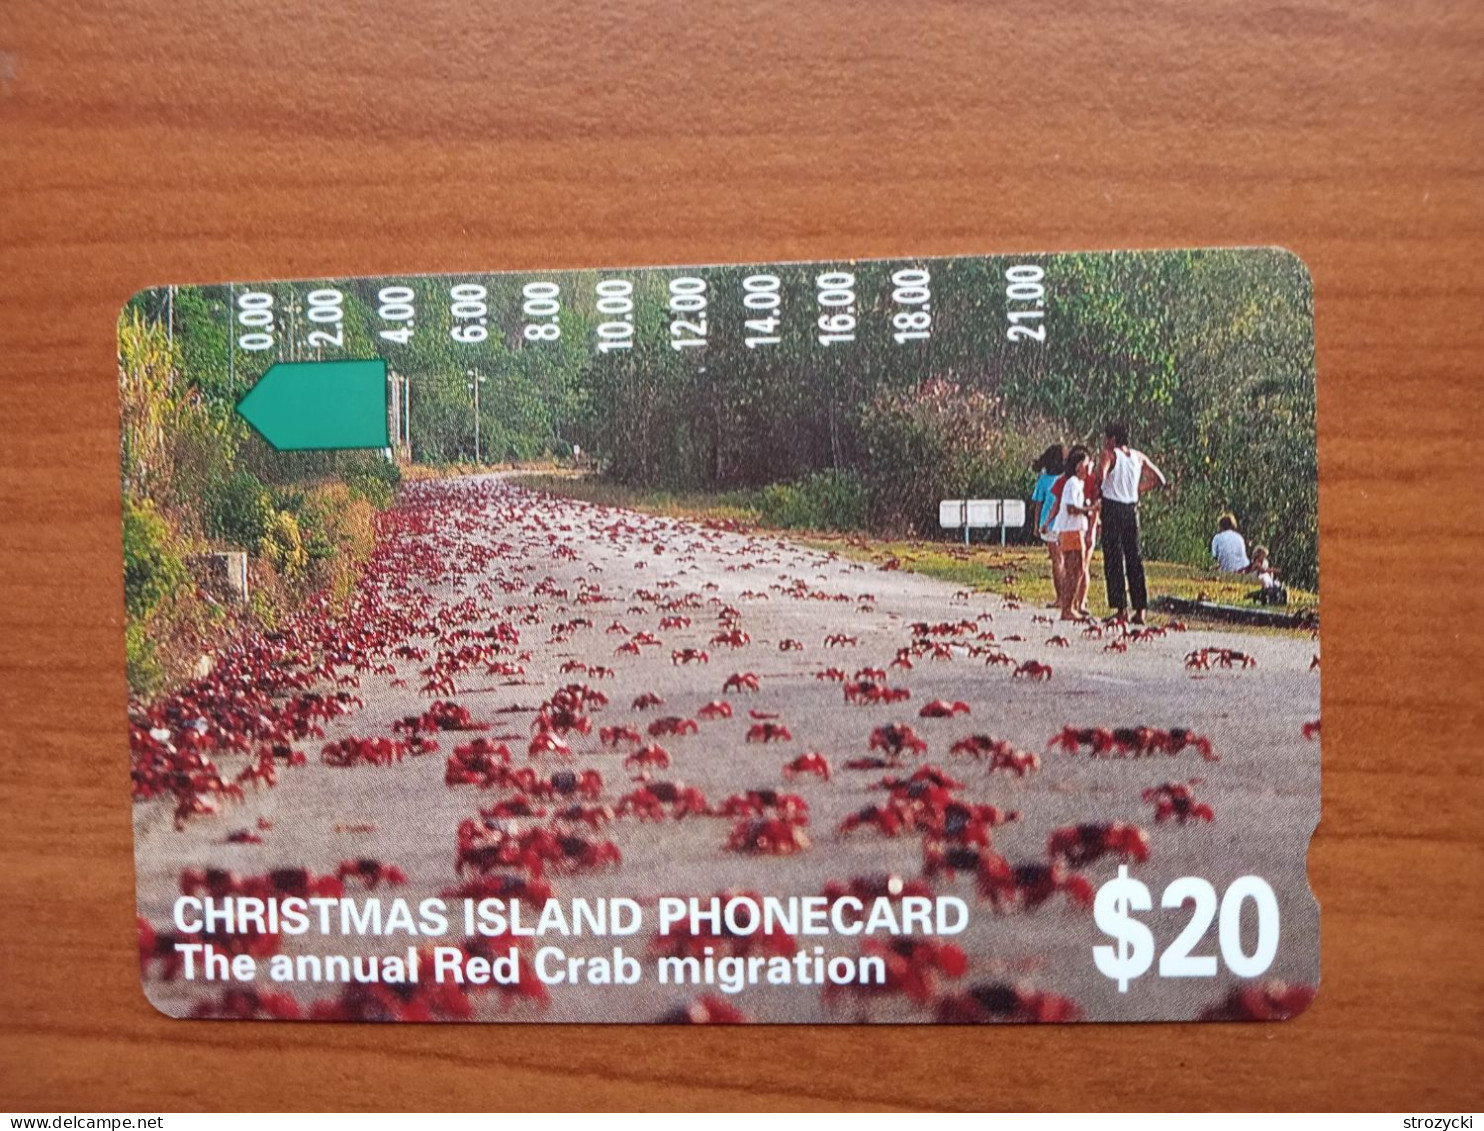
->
<box><xmin>1</xmin><ymin>0</ymin><xmax>1480</xmax><ymax>1112</ymax></box>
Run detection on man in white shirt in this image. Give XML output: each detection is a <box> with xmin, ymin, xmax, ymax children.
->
<box><xmin>1211</xmin><ymin>514</ymin><xmax>1250</xmax><ymax>572</ymax></box>
<box><xmin>1096</xmin><ymin>421</ymin><xmax>1167</xmax><ymax>624</ymax></box>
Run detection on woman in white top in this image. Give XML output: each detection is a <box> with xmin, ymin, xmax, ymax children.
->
<box><xmin>1053</xmin><ymin>446</ymin><xmax>1099</xmax><ymax>621</ymax></box>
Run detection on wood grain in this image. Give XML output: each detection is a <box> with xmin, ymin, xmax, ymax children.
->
<box><xmin>1</xmin><ymin>0</ymin><xmax>1480</xmax><ymax>1111</ymax></box>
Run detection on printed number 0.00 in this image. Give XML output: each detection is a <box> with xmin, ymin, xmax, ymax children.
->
<box><xmin>236</xmin><ymin>290</ymin><xmax>275</xmax><ymax>352</ymax></box>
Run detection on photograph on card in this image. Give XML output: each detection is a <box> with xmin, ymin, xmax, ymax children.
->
<box><xmin>122</xmin><ymin>248</ymin><xmax>1319</xmax><ymax>1022</ymax></box>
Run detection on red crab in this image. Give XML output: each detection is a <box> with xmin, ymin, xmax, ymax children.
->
<box><xmin>838</xmin><ymin>803</ymin><xmax>908</xmax><ymax>837</ymax></box>
<box><xmin>923</xmin><ymin>800</ymin><xmax>1019</xmax><ymax>845</ymax></box>
<box><xmin>723</xmin><ymin>672</ymin><xmax>761</xmax><ymax>693</ymax></box>
<box><xmin>935</xmin><ymin>982</ymin><xmax>1084</xmax><ymax>1023</ymax></box>
<box><xmin>918</xmin><ymin>699</ymin><xmax>971</xmax><ymax>718</ymax></box>
<box><xmin>949</xmin><ymin>733</ymin><xmax>1018</xmax><ymax>761</ymax></box>
<box><xmin>868</xmin><ymin>723</ymin><xmax>928</xmax><ymax>759</ymax></box>
<box><xmin>656</xmin><ymin>995</ymin><xmax>751</xmax><ymax>1024</ymax></box>
<box><xmin>503</xmin><ymin>767</ymin><xmax>604</xmax><ymax>800</ymax></box>
<box><xmin>321</xmin><ymin>736</ymin><xmax>408</xmax><ymax>767</ymax></box>
<box><xmin>726</xmin><ymin>817</ymin><xmax>811</xmax><ymax>855</ymax></box>
<box><xmin>534</xmin><ymin>700</ymin><xmax>590</xmax><ymax>736</ymax></box>
<box><xmin>190</xmin><ymin>988</ymin><xmax>302</xmax><ymax>1020</ymax></box>
<box><xmin>1048</xmin><ymin>725</ymin><xmax>1116</xmax><ymax>755</ymax></box>
<box><xmin>782</xmin><ymin>752</ymin><xmax>831</xmax><ymax>781</ymax></box>
<box><xmin>445</xmin><ymin>738</ymin><xmax>513</xmax><ymax>787</ymax></box>
<box><xmin>925</xmin><ymin>846</ymin><xmax>1094</xmax><ymax>912</ymax></box>
<box><xmin>479</xmin><ymin>797</ymin><xmax>547</xmax><ymax>820</ymax></box>
<box><xmin>824</xmin><ymin>938</ymin><xmax>969</xmax><ymax>1006</ymax></box>
<box><xmin>600</xmin><ymin>724</ymin><xmax>643</xmax><ymax>747</ymax></box>
<box><xmin>746</xmin><ymin>721</ymin><xmax>793</xmax><ymax>744</ymax></box>
<box><xmin>1047</xmin><ymin>822</ymin><xmax>1150</xmax><ymax>866</ymax></box>
<box><xmin>440</xmin><ymin>873</ymin><xmax>554</xmax><ymax>906</ymax></box>
<box><xmin>844</xmin><ymin>679</ymin><xmax>911</xmax><ymax>705</ymax></box>
<box><xmin>335</xmin><ymin>857</ymin><xmax>409</xmax><ymax>888</ymax></box>
<box><xmin>551</xmin><ymin>802</ymin><xmax>617</xmax><ymax>829</ymax></box>
<box><xmin>648</xmin><ymin>716</ymin><xmax>700</xmax><ymax>737</ymax></box>
<box><xmin>1199</xmin><ymin>980</ymin><xmax>1316</xmax><ymax>1021</ymax></box>
<box><xmin>632</xmin><ymin>692</ymin><xmax>665</xmax><ymax>711</ymax></box>
<box><xmin>528</xmin><ymin>732</ymin><xmax>572</xmax><ymax>760</ymax></box>
<box><xmin>987</xmin><ymin>747</ymin><xmax>1040</xmax><ymax>776</ymax></box>
<box><xmin>1012</xmin><ymin>660</ymin><xmax>1053</xmax><ymax>681</ymax></box>
<box><xmin>624</xmin><ymin>743</ymin><xmax>672</xmax><ymax>771</ymax></box>
<box><xmin>617</xmin><ymin>780</ymin><xmax>711</xmax><ymax>820</ymax></box>
<box><xmin>671</xmin><ymin>648</ymin><xmax>709</xmax><ymax>665</ymax></box>
<box><xmin>698</xmin><ymin>699</ymin><xmax>733</xmax><ymax>720</ymax></box>
<box><xmin>1159</xmin><ymin>727</ymin><xmax>1218</xmax><ymax>761</ymax></box>
<box><xmin>1143</xmin><ymin>781</ymin><xmax>1214</xmax><ymax>824</ymax></box>
<box><xmin>715</xmin><ymin>789</ymin><xmax>810</xmax><ymax>821</ymax></box>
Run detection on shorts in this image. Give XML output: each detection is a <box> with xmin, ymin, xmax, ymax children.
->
<box><xmin>1058</xmin><ymin>530</ymin><xmax>1084</xmax><ymax>552</ymax></box>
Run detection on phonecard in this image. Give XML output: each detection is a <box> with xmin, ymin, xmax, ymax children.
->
<box><xmin>122</xmin><ymin>248</ymin><xmax>1319</xmax><ymax>1023</ymax></box>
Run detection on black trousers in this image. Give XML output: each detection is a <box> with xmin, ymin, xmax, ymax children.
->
<box><xmin>1101</xmin><ymin>499</ymin><xmax>1148</xmax><ymax>611</ymax></box>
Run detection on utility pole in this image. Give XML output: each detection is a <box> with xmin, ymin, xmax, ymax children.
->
<box><xmin>466</xmin><ymin>368</ymin><xmax>487</xmax><ymax>465</ymax></box>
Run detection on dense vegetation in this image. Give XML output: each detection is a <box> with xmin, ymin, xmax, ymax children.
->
<box><xmin>570</xmin><ymin>250</ymin><xmax>1317</xmax><ymax>586</ymax></box>
<box><xmin>125</xmin><ymin>248</ymin><xmax>1317</xmax><ymax>670</ymax></box>
<box><xmin>118</xmin><ymin>306</ymin><xmax>399</xmax><ymax>694</ymax></box>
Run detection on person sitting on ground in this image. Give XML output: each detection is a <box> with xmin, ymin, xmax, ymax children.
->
<box><xmin>1243</xmin><ymin>546</ymin><xmax>1287</xmax><ymax>605</ymax></box>
<box><xmin>1211</xmin><ymin>513</ymin><xmax>1250</xmax><ymax>572</ymax></box>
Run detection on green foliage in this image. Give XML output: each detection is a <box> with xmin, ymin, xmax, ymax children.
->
<box><xmin>203</xmin><ymin>469</ymin><xmax>274</xmax><ymax>550</ymax></box>
<box><xmin>857</xmin><ymin>380</ymin><xmax>1053</xmax><ymax>535</ymax></box>
<box><xmin>119</xmin><ymin>286</ymin><xmax>403</xmax><ymax>695</ymax></box>
<box><xmin>124</xmin><ymin>621</ymin><xmax>166</xmax><ymax>697</ymax></box>
<box><xmin>118</xmin><ymin>311</ymin><xmax>183</xmax><ymax>500</ymax></box>
<box><xmin>260</xmin><ymin>509</ymin><xmax>308</xmax><ymax>577</ymax></box>
<box><xmin>755</xmin><ymin>470</ymin><xmax>867</xmax><ymax>531</ymax></box>
<box><xmin>122</xmin><ymin>498</ymin><xmax>188</xmax><ymax>620</ymax></box>
<box><xmin>342</xmin><ymin>455</ymin><xmax>401</xmax><ymax>509</ymax></box>
<box><xmin>119</xmin><ymin>249</ymin><xmax>1318</xmax><ymax>696</ymax></box>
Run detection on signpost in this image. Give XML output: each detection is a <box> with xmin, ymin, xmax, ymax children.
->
<box><xmin>939</xmin><ymin>498</ymin><xmax>1027</xmax><ymax>545</ymax></box>
<box><xmin>235</xmin><ymin>359</ymin><xmax>390</xmax><ymax>451</ymax></box>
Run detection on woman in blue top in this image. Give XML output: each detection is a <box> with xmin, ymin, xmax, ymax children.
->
<box><xmin>1030</xmin><ymin>444</ymin><xmax>1068</xmax><ymax>610</ymax></box>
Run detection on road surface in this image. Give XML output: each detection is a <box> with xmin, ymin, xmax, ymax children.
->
<box><xmin>135</xmin><ymin>474</ymin><xmax>1320</xmax><ymax>1022</ymax></box>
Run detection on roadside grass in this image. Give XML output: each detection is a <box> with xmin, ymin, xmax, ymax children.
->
<box><xmin>513</xmin><ymin>473</ymin><xmax>1319</xmax><ymax>634</ymax></box>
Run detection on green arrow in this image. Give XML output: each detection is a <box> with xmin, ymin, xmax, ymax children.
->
<box><xmin>236</xmin><ymin>359</ymin><xmax>390</xmax><ymax>451</ymax></box>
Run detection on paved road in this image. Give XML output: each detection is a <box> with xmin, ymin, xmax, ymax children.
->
<box><xmin>136</xmin><ymin>475</ymin><xmax>1320</xmax><ymax>1022</ymax></box>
